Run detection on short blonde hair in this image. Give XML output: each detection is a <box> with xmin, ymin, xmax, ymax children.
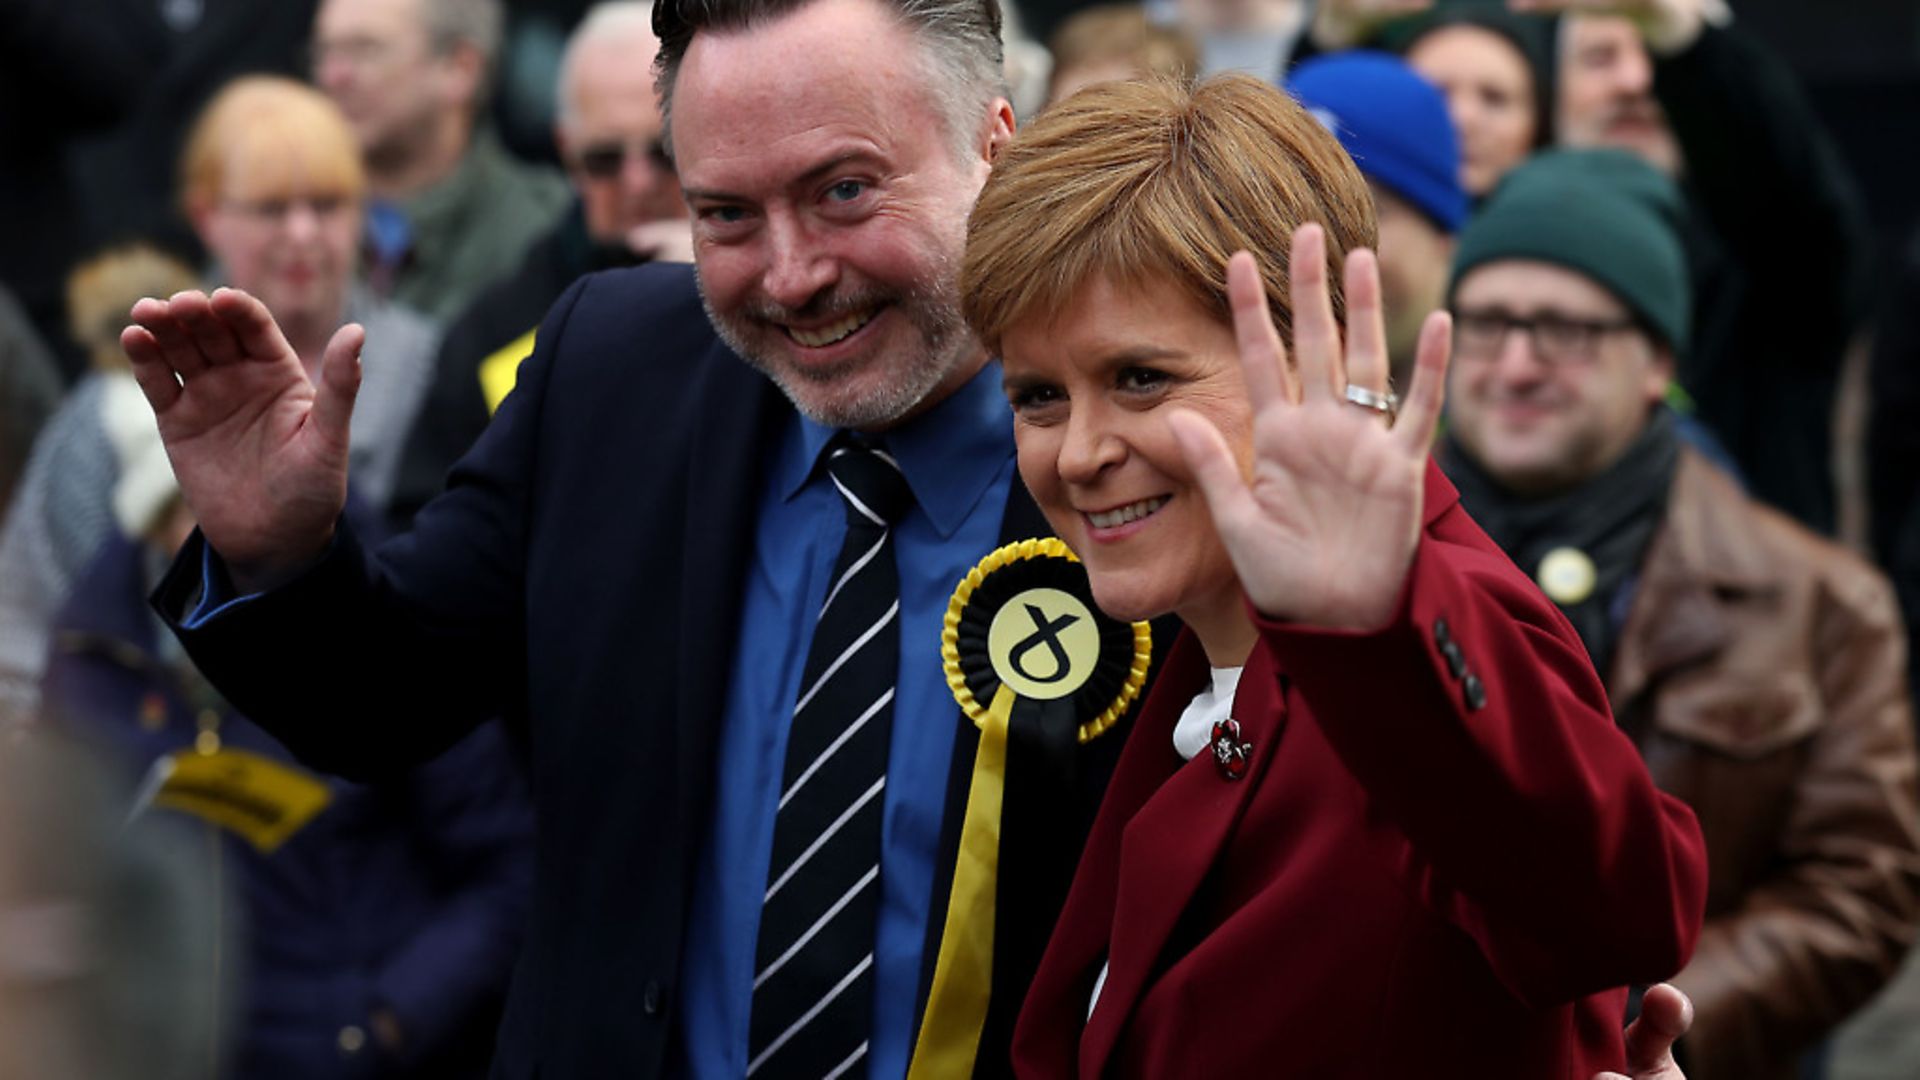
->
<box><xmin>963</xmin><ymin>73</ymin><xmax>1376</xmax><ymax>354</ymax></box>
<box><xmin>66</xmin><ymin>244</ymin><xmax>199</xmax><ymax>372</ymax></box>
<box><xmin>179</xmin><ymin>76</ymin><xmax>365</xmax><ymax>216</ymax></box>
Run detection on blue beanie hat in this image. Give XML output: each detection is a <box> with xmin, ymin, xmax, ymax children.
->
<box><xmin>1286</xmin><ymin>51</ymin><xmax>1468</xmax><ymax>233</ymax></box>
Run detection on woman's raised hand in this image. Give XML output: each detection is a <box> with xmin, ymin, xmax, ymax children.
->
<box><xmin>1166</xmin><ymin>225</ymin><xmax>1450</xmax><ymax>631</ymax></box>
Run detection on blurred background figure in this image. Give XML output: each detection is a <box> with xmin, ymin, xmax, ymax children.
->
<box><xmin>1311</xmin><ymin>1</ymin><xmax>1557</xmax><ymax>199</ymax></box>
<box><xmin>1001</xmin><ymin>0</ymin><xmax>1057</xmax><ymax>122</ymax></box>
<box><xmin>1169</xmin><ymin>0</ymin><xmax>1311</xmax><ymax>78</ymax></box>
<box><xmin>1397</xmin><ymin>9</ymin><xmax>1554</xmax><ymax>197</ymax></box>
<box><xmin>0</xmin><ymin>77</ymin><xmax>438</xmax><ymax>719</ymax></box>
<box><xmin>1288</xmin><ymin>49</ymin><xmax>1468</xmax><ymax>389</ymax></box>
<box><xmin>388</xmin><ymin>1</ymin><xmax>690</xmax><ymax>523</ymax></box>
<box><xmin>0</xmin><ymin>0</ymin><xmax>162</xmax><ymax>377</ymax></box>
<box><xmin>1440</xmin><ymin>148</ymin><xmax>1920</xmax><ymax>1080</ymax></box>
<box><xmin>311</xmin><ymin>0</ymin><xmax>569</xmax><ymax>321</ymax></box>
<box><xmin>0</xmin><ymin>724</ymin><xmax>223</xmax><ymax>1080</ymax></box>
<box><xmin>39</xmin><ymin>436</ymin><xmax>536</xmax><ymax>1079</ymax></box>
<box><xmin>9</xmin><ymin>0</ymin><xmax>316</xmax><ymax>379</ymax></box>
<box><xmin>0</xmin><ymin>284</ymin><xmax>64</xmax><ymax>523</ymax></box>
<box><xmin>1045</xmin><ymin>2</ymin><xmax>1199</xmax><ymax>106</ymax></box>
<box><xmin>1544</xmin><ymin>0</ymin><xmax>1866</xmax><ymax>536</ymax></box>
<box><xmin>0</xmin><ymin>245</ymin><xmax>198</xmax><ymax>724</ymax></box>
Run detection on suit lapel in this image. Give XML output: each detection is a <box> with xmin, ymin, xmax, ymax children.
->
<box><xmin>1080</xmin><ymin>611</ymin><xmax>1290</xmax><ymax>1075</ymax></box>
<box><xmin>673</xmin><ymin>343</ymin><xmax>789</xmax><ymax>884</ymax></box>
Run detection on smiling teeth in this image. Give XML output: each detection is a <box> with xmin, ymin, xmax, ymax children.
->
<box><xmin>1088</xmin><ymin>497</ymin><xmax>1168</xmax><ymax>529</ymax></box>
<box><xmin>787</xmin><ymin>309</ymin><xmax>875</xmax><ymax>348</ymax></box>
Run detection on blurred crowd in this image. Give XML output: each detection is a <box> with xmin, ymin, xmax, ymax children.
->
<box><xmin>1</xmin><ymin>0</ymin><xmax>1916</xmax><ymax>1077</ymax></box>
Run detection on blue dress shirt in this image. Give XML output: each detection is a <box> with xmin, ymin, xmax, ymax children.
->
<box><xmin>675</xmin><ymin>361</ymin><xmax>1016</xmax><ymax>1078</ymax></box>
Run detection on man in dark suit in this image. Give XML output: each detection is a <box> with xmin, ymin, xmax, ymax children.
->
<box><xmin>120</xmin><ymin>0</ymin><xmax>1698</xmax><ymax>1075</ymax></box>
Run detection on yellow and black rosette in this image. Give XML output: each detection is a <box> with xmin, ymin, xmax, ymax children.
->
<box><xmin>909</xmin><ymin>538</ymin><xmax>1151</xmax><ymax>1078</ymax></box>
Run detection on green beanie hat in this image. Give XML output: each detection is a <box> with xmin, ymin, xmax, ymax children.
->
<box><xmin>1450</xmin><ymin>148</ymin><xmax>1691</xmax><ymax>356</ymax></box>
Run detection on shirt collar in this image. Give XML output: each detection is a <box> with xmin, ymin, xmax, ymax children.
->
<box><xmin>778</xmin><ymin>360</ymin><xmax>1013</xmax><ymax>539</ymax></box>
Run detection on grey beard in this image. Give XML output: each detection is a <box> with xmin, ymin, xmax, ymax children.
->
<box><xmin>695</xmin><ymin>275</ymin><xmax>973</xmax><ymax>431</ymax></box>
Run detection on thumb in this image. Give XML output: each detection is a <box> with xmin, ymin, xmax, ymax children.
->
<box><xmin>1624</xmin><ymin>982</ymin><xmax>1693</xmax><ymax>1072</ymax></box>
<box><xmin>312</xmin><ymin>322</ymin><xmax>365</xmax><ymax>452</ymax></box>
<box><xmin>1166</xmin><ymin>408</ymin><xmax>1256</xmax><ymax>537</ymax></box>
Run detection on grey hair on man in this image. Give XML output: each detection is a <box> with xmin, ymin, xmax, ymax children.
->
<box><xmin>557</xmin><ymin>2</ymin><xmax>660</xmax><ymax>128</ymax></box>
<box><xmin>423</xmin><ymin>0</ymin><xmax>507</xmax><ymax>70</ymax></box>
<box><xmin>650</xmin><ymin>0</ymin><xmax>1008</xmax><ymax>157</ymax></box>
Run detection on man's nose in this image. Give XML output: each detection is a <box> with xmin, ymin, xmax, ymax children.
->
<box><xmin>1614</xmin><ymin>44</ymin><xmax>1655</xmax><ymax>96</ymax></box>
<box><xmin>1492</xmin><ymin>325</ymin><xmax>1549</xmax><ymax>383</ymax></box>
<box><xmin>762</xmin><ymin>214</ymin><xmax>837</xmax><ymax>310</ymax></box>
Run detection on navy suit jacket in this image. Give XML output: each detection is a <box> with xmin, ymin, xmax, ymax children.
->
<box><xmin>156</xmin><ymin>263</ymin><xmax>1152</xmax><ymax>1078</ymax></box>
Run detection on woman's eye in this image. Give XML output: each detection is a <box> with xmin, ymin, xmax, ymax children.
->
<box><xmin>1117</xmin><ymin>367</ymin><xmax>1168</xmax><ymax>393</ymax></box>
<box><xmin>1009</xmin><ymin>385</ymin><xmax>1063</xmax><ymax>411</ymax></box>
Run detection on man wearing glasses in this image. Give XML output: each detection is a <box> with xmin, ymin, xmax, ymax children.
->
<box><xmin>311</xmin><ymin>0</ymin><xmax>569</xmax><ymax>322</ymax></box>
<box><xmin>389</xmin><ymin>2</ymin><xmax>690</xmax><ymax>524</ymax></box>
<box><xmin>1441</xmin><ymin>148</ymin><xmax>1920</xmax><ymax>1080</ymax></box>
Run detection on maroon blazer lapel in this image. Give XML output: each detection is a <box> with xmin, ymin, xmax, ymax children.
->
<box><xmin>1081</xmin><ymin>637</ymin><xmax>1290</xmax><ymax>1076</ymax></box>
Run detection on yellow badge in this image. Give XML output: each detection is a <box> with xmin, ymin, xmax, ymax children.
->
<box><xmin>1537</xmin><ymin>546</ymin><xmax>1598</xmax><ymax>606</ymax></box>
<box><xmin>146</xmin><ymin>747</ymin><xmax>334</xmax><ymax>854</ymax></box>
<box><xmin>910</xmin><ymin>540</ymin><xmax>1153</xmax><ymax>1080</ymax></box>
<box><xmin>945</xmin><ymin>537</ymin><xmax>1151</xmax><ymax>743</ymax></box>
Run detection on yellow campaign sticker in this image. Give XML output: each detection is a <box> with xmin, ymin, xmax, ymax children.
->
<box><xmin>985</xmin><ymin>587</ymin><xmax>1101</xmax><ymax>701</ymax></box>
<box><xmin>1537</xmin><ymin>546</ymin><xmax>1598</xmax><ymax>606</ymax></box>
<box><xmin>149</xmin><ymin>748</ymin><xmax>333</xmax><ymax>854</ymax></box>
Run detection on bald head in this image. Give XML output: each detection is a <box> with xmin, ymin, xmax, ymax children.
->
<box><xmin>555</xmin><ymin>2</ymin><xmax>685</xmax><ymax>243</ymax></box>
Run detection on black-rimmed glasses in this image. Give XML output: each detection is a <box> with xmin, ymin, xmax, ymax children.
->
<box><xmin>1451</xmin><ymin>309</ymin><xmax>1641</xmax><ymax>365</ymax></box>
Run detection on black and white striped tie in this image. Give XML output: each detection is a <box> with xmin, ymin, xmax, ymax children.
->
<box><xmin>749</xmin><ymin>438</ymin><xmax>912</xmax><ymax>1078</ymax></box>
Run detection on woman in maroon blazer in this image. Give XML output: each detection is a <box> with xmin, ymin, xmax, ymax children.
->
<box><xmin>958</xmin><ymin>74</ymin><xmax>1709</xmax><ymax>1078</ymax></box>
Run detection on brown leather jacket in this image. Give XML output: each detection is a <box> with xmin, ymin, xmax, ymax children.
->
<box><xmin>1610</xmin><ymin>450</ymin><xmax>1920</xmax><ymax>1080</ymax></box>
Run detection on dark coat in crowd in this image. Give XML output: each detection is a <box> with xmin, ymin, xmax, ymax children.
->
<box><xmin>1868</xmin><ymin>224</ymin><xmax>1920</xmax><ymax>703</ymax></box>
<box><xmin>1609</xmin><ymin>451</ymin><xmax>1920</xmax><ymax>1080</ymax></box>
<box><xmin>0</xmin><ymin>0</ymin><xmax>162</xmax><ymax>374</ymax></box>
<box><xmin>1657</xmin><ymin>25</ymin><xmax>1868</xmax><ymax>534</ymax></box>
<box><xmin>389</xmin><ymin>201</ymin><xmax>639</xmax><ymax>526</ymax></box>
<box><xmin>0</xmin><ymin>285</ymin><xmax>63</xmax><ymax>523</ymax></box>
<box><xmin>46</xmin><ymin>532</ymin><xmax>537</xmax><ymax>1080</ymax></box>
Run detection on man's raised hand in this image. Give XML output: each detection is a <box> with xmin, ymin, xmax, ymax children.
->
<box><xmin>123</xmin><ymin>288</ymin><xmax>360</xmax><ymax>591</ymax></box>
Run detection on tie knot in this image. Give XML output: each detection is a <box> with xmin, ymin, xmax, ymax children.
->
<box><xmin>826</xmin><ymin>440</ymin><xmax>913</xmax><ymax>527</ymax></box>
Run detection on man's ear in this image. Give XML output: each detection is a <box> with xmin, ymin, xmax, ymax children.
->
<box><xmin>442</xmin><ymin>41</ymin><xmax>487</xmax><ymax>112</ymax></box>
<box><xmin>982</xmin><ymin>96</ymin><xmax>1015</xmax><ymax>164</ymax></box>
<box><xmin>1645</xmin><ymin>343</ymin><xmax>1677</xmax><ymax>404</ymax></box>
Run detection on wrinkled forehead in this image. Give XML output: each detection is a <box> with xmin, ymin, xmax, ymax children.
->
<box><xmin>671</xmin><ymin>3</ymin><xmax>938</xmax><ymax>183</ymax></box>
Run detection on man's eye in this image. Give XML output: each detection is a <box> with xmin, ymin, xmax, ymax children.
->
<box><xmin>700</xmin><ymin>205</ymin><xmax>748</xmax><ymax>225</ymax></box>
<box><xmin>1117</xmin><ymin>367</ymin><xmax>1168</xmax><ymax>392</ymax></box>
<box><xmin>826</xmin><ymin>180</ymin><xmax>867</xmax><ymax>203</ymax></box>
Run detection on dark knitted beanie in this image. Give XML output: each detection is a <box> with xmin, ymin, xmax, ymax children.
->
<box><xmin>1449</xmin><ymin>148</ymin><xmax>1691</xmax><ymax>356</ymax></box>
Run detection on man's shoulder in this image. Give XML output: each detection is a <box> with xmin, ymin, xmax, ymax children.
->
<box><xmin>548</xmin><ymin>262</ymin><xmax>720</xmax><ymax>355</ymax></box>
<box><xmin>526</xmin><ymin>262</ymin><xmax>770</xmax><ymax>427</ymax></box>
<box><xmin>1666</xmin><ymin>451</ymin><xmax>1896</xmax><ymax>611</ymax></box>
